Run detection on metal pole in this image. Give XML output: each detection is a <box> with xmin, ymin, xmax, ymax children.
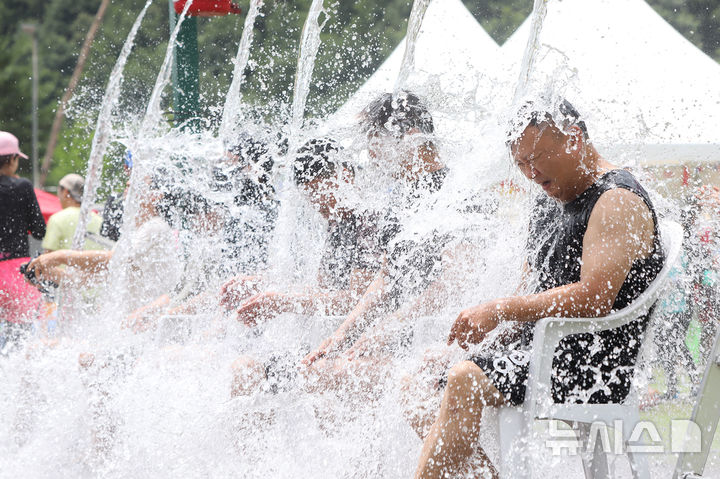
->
<box><xmin>21</xmin><ymin>23</ymin><xmax>39</xmax><ymax>187</ymax></box>
<box><xmin>168</xmin><ymin>0</ymin><xmax>200</xmax><ymax>131</ymax></box>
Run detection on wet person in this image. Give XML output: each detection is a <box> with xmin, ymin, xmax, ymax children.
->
<box><xmin>211</xmin><ymin>136</ymin><xmax>278</xmax><ymax>276</ymax></box>
<box><xmin>140</xmin><ymin>136</ymin><xmax>280</xmax><ymax>321</ymax></box>
<box><xmin>99</xmin><ymin>150</ymin><xmax>133</xmax><ymax>243</ymax></box>
<box><xmin>303</xmin><ymin>90</ymin><xmax>450</xmax><ymax>366</ymax></box>
<box><xmin>0</xmin><ymin>131</ymin><xmax>46</xmax><ymax>326</ymax></box>
<box><xmin>229</xmin><ymin>138</ymin><xmax>384</xmax><ymax>396</ymax></box>
<box><xmin>42</xmin><ymin>174</ymin><xmax>105</xmax><ymax>252</ymax></box>
<box><xmin>229</xmin><ymin>138</ymin><xmax>381</xmax><ymax>327</ymax></box>
<box><xmin>26</xmin><ymin>172</ymin><xmax>184</xmax><ymax>459</ymax></box>
<box><xmin>412</xmin><ymin>99</ymin><xmax>665</xmax><ymax>479</ymax></box>
<box><xmin>361</xmin><ymin>90</ymin><xmax>447</xmax><ymax>205</ymax></box>
<box><xmin>27</xmin><ymin>172</ymin><xmax>183</xmax><ymax>313</ymax></box>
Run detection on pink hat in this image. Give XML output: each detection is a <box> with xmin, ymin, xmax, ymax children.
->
<box><xmin>0</xmin><ymin>131</ymin><xmax>28</xmax><ymax>159</ymax></box>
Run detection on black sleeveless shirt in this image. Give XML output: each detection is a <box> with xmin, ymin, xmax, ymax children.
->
<box><xmin>527</xmin><ymin>169</ymin><xmax>665</xmax><ymax>403</ymax></box>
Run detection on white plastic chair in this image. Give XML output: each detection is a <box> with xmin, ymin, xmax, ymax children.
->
<box><xmin>496</xmin><ymin>220</ymin><xmax>683</xmax><ymax>479</ymax></box>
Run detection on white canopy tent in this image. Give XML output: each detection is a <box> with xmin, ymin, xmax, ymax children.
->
<box><xmin>332</xmin><ymin>0</ymin><xmax>502</xmax><ymax>127</ymax></box>
<box><xmin>499</xmin><ymin>0</ymin><xmax>720</xmax><ymax>166</ymax></box>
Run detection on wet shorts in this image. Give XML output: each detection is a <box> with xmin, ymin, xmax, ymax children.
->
<box><xmin>437</xmin><ymin>348</ymin><xmax>531</xmax><ymax>406</ymax></box>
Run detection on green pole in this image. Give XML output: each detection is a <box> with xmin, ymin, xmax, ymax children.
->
<box><xmin>168</xmin><ymin>0</ymin><xmax>200</xmax><ymax>130</ymax></box>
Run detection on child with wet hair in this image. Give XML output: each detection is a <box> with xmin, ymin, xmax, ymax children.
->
<box><xmin>300</xmin><ymin>92</ymin><xmax>451</xmax><ymax>370</ymax></box>
<box><xmin>359</xmin><ymin>90</ymin><xmax>446</xmax><ymax>200</ymax></box>
<box><xmin>227</xmin><ymin>138</ymin><xmax>383</xmax><ymax>398</ymax></box>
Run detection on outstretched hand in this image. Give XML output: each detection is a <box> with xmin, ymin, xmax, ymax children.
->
<box><xmin>27</xmin><ymin>251</ymin><xmax>68</xmax><ymax>282</ymax></box>
<box><xmin>448</xmin><ymin>302</ymin><xmax>501</xmax><ymax>350</ymax></box>
<box><xmin>303</xmin><ymin>334</ymin><xmax>345</xmax><ymax>366</ymax></box>
<box><xmin>122</xmin><ymin>309</ymin><xmax>155</xmax><ymax>333</ymax></box>
<box><xmin>344</xmin><ymin>334</ymin><xmax>374</xmax><ymax>361</ymax></box>
<box><xmin>236</xmin><ymin>292</ymin><xmax>290</xmax><ymax>327</ymax></box>
<box><xmin>219</xmin><ymin>275</ymin><xmax>262</xmax><ymax>310</ymax></box>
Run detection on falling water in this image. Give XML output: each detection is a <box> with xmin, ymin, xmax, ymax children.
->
<box><xmin>218</xmin><ymin>0</ymin><xmax>265</xmax><ymax>143</ymax></box>
<box><xmin>290</xmin><ymin>0</ymin><xmax>326</xmax><ymax>134</ymax></box>
<box><xmin>512</xmin><ymin>0</ymin><xmax>550</xmax><ymax>103</ymax></box>
<box><xmin>70</xmin><ymin>0</ymin><xmax>155</xmax><ymax>251</ymax></box>
<box><xmin>6</xmin><ymin>0</ymin><xmax>716</xmax><ymax>476</ymax></box>
<box><xmin>138</xmin><ymin>0</ymin><xmax>194</xmax><ymax>137</ymax></box>
<box><xmin>394</xmin><ymin>0</ymin><xmax>432</xmax><ymax>92</ymax></box>
<box><xmin>262</xmin><ymin>0</ymin><xmax>327</xmax><ymax>287</ymax></box>
<box><xmin>121</xmin><ymin>0</ymin><xmax>194</xmax><ymax>226</ymax></box>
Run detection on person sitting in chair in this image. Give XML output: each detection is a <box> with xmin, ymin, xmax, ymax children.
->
<box><xmin>412</xmin><ymin>99</ymin><xmax>665</xmax><ymax>479</ymax></box>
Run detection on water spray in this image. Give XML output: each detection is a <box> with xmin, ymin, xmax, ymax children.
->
<box><xmin>394</xmin><ymin>0</ymin><xmax>432</xmax><ymax>94</ymax></box>
<box><xmin>219</xmin><ymin>0</ymin><xmax>265</xmax><ymax>144</ymax></box>
<box><xmin>70</xmin><ymin>0</ymin><xmax>155</xmax><ymax>253</ymax></box>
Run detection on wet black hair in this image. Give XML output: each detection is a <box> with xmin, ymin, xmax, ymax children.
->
<box><xmin>149</xmin><ymin>167</ymin><xmax>213</xmax><ymax>221</ymax></box>
<box><xmin>359</xmin><ymin>90</ymin><xmax>434</xmax><ymax>138</ymax></box>
<box><xmin>227</xmin><ymin>135</ymin><xmax>274</xmax><ymax>182</ymax></box>
<box><xmin>293</xmin><ymin>138</ymin><xmax>354</xmax><ymax>187</ymax></box>
<box><xmin>507</xmin><ymin>98</ymin><xmax>589</xmax><ymax>145</ymax></box>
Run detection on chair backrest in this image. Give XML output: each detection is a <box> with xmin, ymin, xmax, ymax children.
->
<box><xmin>610</xmin><ymin>219</ymin><xmax>684</xmax><ymax>325</ymax></box>
<box><xmin>526</xmin><ymin>220</ymin><xmax>684</xmax><ymax>412</ymax></box>
<box><xmin>627</xmin><ymin>219</ymin><xmax>684</xmax><ymax>400</ymax></box>
<box><xmin>556</xmin><ymin>220</ymin><xmax>683</xmax><ymax>333</ymax></box>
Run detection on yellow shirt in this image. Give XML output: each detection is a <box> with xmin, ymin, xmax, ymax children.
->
<box><xmin>42</xmin><ymin>206</ymin><xmax>105</xmax><ymax>251</ymax></box>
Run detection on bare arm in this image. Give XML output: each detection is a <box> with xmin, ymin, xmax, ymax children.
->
<box><xmin>302</xmin><ymin>269</ymin><xmax>388</xmax><ymax>365</ymax></box>
<box><xmin>235</xmin><ymin>267</ymin><xmax>377</xmax><ymax>326</ymax></box>
<box><xmin>28</xmin><ymin>249</ymin><xmax>113</xmax><ymax>278</ymax></box>
<box><xmin>449</xmin><ymin>189</ymin><xmax>657</xmax><ymax>348</ymax></box>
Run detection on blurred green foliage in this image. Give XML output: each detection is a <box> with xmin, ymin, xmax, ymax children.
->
<box><xmin>0</xmin><ymin>0</ymin><xmax>717</xmax><ymax>187</ymax></box>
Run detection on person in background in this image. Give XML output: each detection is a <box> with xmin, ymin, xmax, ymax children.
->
<box><xmin>695</xmin><ymin>185</ymin><xmax>720</xmax><ymax>357</ymax></box>
<box><xmin>652</xmin><ymin>251</ymin><xmax>696</xmax><ymax>400</ymax></box>
<box><xmin>0</xmin><ymin>131</ymin><xmax>46</xmax><ymax>330</ymax></box>
<box><xmin>0</xmin><ymin>131</ymin><xmax>45</xmax><ymax>260</ymax></box>
<box><xmin>42</xmin><ymin>173</ymin><xmax>105</xmax><ymax>252</ymax></box>
<box><xmin>100</xmin><ymin>150</ymin><xmax>133</xmax><ymax>243</ymax></box>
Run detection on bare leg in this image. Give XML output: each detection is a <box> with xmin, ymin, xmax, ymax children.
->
<box><xmin>400</xmin><ymin>373</ymin><xmax>441</xmax><ymax>439</ymax></box>
<box><xmin>414</xmin><ymin>360</ymin><xmax>505</xmax><ymax>479</ymax></box>
<box><xmin>230</xmin><ymin>355</ymin><xmax>267</xmax><ymax>398</ymax></box>
<box><xmin>400</xmin><ymin>348</ymin><xmax>455</xmax><ymax>439</ymax></box>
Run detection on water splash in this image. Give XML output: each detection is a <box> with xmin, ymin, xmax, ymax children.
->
<box><xmin>219</xmin><ymin>0</ymin><xmax>265</xmax><ymax>144</ymax></box>
<box><xmin>394</xmin><ymin>0</ymin><xmax>432</xmax><ymax>93</ymax></box>
<box><xmin>262</xmin><ymin>0</ymin><xmax>328</xmax><ymax>285</ymax></box>
<box><xmin>290</xmin><ymin>0</ymin><xmax>326</xmax><ymax>135</ymax></box>
<box><xmin>5</xmin><ymin>0</ymin><xmax>714</xmax><ymax>476</ymax></box>
<box><xmin>512</xmin><ymin>0</ymin><xmax>550</xmax><ymax>103</ymax></box>
<box><xmin>139</xmin><ymin>0</ymin><xmax>194</xmax><ymax>137</ymax></box>
<box><xmin>122</xmin><ymin>0</ymin><xmax>194</xmax><ymax>228</ymax></box>
<box><xmin>70</xmin><ymin>0</ymin><xmax>155</xmax><ymax>251</ymax></box>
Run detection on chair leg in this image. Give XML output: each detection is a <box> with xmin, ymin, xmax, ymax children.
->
<box><xmin>576</xmin><ymin>422</ymin><xmax>611</xmax><ymax>479</ymax></box>
<box><xmin>623</xmin><ymin>415</ymin><xmax>651</xmax><ymax>479</ymax></box>
<box><xmin>498</xmin><ymin>407</ymin><xmax>532</xmax><ymax>479</ymax></box>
